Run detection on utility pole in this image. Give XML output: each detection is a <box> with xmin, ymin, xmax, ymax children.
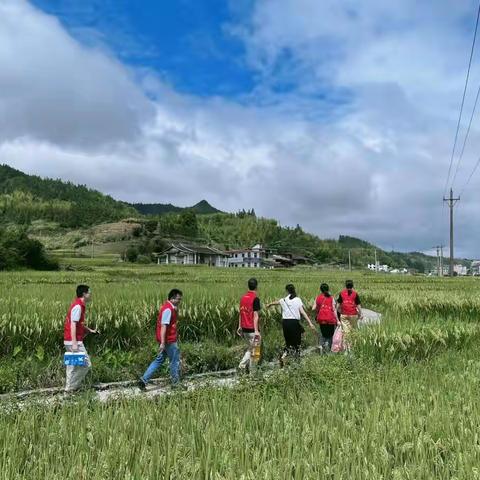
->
<box><xmin>436</xmin><ymin>246</ymin><xmax>440</xmax><ymax>277</ymax></box>
<box><xmin>440</xmin><ymin>245</ymin><xmax>444</xmax><ymax>277</ymax></box>
<box><xmin>374</xmin><ymin>249</ymin><xmax>378</xmax><ymax>273</ymax></box>
<box><xmin>348</xmin><ymin>250</ymin><xmax>352</xmax><ymax>272</ymax></box>
<box><xmin>443</xmin><ymin>189</ymin><xmax>460</xmax><ymax>277</ymax></box>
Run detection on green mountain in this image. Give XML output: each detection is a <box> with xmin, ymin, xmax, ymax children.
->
<box><xmin>0</xmin><ymin>164</ymin><xmax>137</xmax><ymax>227</ymax></box>
<box><xmin>0</xmin><ymin>164</ymin><xmax>452</xmax><ymax>273</ymax></box>
<box><xmin>133</xmin><ymin>199</ymin><xmax>221</xmax><ymax>216</ymax></box>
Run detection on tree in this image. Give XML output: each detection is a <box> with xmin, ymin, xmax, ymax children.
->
<box><xmin>179</xmin><ymin>210</ymin><xmax>198</xmax><ymax>237</ymax></box>
<box><xmin>125</xmin><ymin>246</ymin><xmax>138</xmax><ymax>263</ymax></box>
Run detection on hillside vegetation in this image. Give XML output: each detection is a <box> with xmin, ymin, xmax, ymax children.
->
<box><xmin>0</xmin><ymin>164</ymin><xmax>448</xmax><ymax>272</ymax></box>
<box><xmin>0</xmin><ymin>164</ymin><xmax>136</xmax><ymax>227</ymax></box>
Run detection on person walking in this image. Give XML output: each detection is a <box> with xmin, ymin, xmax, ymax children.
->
<box><xmin>312</xmin><ymin>283</ymin><xmax>338</xmax><ymax>353</ymax></box>
<box><xmin>336</xmin><ymin>280</ymin><xmax>362</xmax><ymax>349</ymax></box>
<box><xmin>138</xmin><ymin>289</ymin><xmax>183</xmax><ymax>390</ymax></box>
<box><xmin>267</xmin><ymin>284</ymin><xmax>315</xmax><ymax>364</ymax></box>
<box><xmin>237</xmin><ymin>278</ymin><xmax>261</xmax><ymax>373</ymax></box>
<box><xmin>63</xmin><ymin>285</ymin><xmax>97</xmax><ymax>392</ymax></box>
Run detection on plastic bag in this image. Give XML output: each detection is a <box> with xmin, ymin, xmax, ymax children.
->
<box><xmin>331</xmin><ymin>326</ymin><xmax>344</xmax><ymax>353</ymax></box>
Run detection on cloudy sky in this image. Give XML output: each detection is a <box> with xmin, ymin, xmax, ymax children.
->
<box><xmin>2</xmin><ymin>0</ymin><xmax>480</xmax><ymax>256</ymax></box>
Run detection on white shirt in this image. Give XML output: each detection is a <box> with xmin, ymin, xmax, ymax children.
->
<box><xmin>71</xmin><ymin>305</ymin><xmax>82</xmax><ymax>322</ymax></box>
<box><xmin>161</xmin><ymin>301</ymin><xmax>176</xmax><ymax>325</ymax></box>
<box><xmin>280</xmin><ymin>296</ymin><xmax>304</xmax><ymax>320</ymax></box>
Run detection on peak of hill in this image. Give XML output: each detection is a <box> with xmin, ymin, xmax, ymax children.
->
<box><xmin>132</xmin><ymin>199</ymin><xmax>221</xmax><ymax>216</ymax></box>
<box><xmin>0</xmin><ymin>164</ymin><xmax>137</xmax><ymax>227</ymax></box>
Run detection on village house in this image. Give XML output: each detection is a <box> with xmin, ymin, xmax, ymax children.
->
<box><xmin>227</xmin><ymin>244</ymin><xmax>301</xmax><ymax>268</ymax></box>
<box><xmin>367</xmin><ymin>263</ymin><xmax>390</xmax><ymax>272</ymax></box>
<box><xmin>156</xmin><ymin>243</ymin><xmax>228</xmax><ymax>267</ymax></box>
<box><xmin>227</xmin><ymin>244</ymin><xmax>272</xmax><ymax>268</ymax></box>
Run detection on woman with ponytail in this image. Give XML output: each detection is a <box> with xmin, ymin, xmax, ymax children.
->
<box><xmin>312</xmin><ymin>283</ymin><xmax>338</xmax><ymax>352</ymax></box>
<box><xmin>267</xmin><ymin>284</ymin><xmax>315</xmax><ymax>364</ymax></box>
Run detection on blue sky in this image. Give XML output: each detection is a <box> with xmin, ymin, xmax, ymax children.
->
<box><xmin>31</xmin><ymin>0</ymin><xmax>256</xmax><ymax>97</ymax></box>
<box><xmin>2</xmin><ymin>0</ymin><xmax>480</xmax><ymax>257</ymax></box>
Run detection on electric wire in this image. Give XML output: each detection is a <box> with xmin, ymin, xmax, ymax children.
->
<box><xmin>444</xmin><ymin>0</ymin><xmax>480</xmax><ymax>196</ymax></box>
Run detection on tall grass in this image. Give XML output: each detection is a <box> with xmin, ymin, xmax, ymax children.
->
<box><xmin>2</xmin><ymin>349</ymin><xmax>480</xmax><ymax>479</ymax></box>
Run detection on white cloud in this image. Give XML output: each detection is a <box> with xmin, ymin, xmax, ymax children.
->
<box><xmin>2</xmin><ymin>0</ymin><xmax>480</xmax><ymax>256</ymax></box>
<box><xmin>0</xmin><ymin>0</ymin><xmax>154</xmax><ymax>148</ymax></box>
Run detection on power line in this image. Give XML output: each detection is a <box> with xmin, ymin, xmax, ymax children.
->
<box><xmin>444</xmin><ymin>0</ymin><xmax>480</xmax><ymax>196</ymax></box>
<box><xmin>451</xmin><ymin>83</ymin><xmax>480</xmax><ymax>188</ymax></box>
<box><xmin>459</xmin><ymin>154</ymin><xmax>480</xmax><ymax>196</ymax></box>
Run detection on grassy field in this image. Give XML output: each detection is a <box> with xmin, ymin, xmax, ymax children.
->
<box><xmin>2</xmin><ymin>348</ymin><xmax>480</xmax><ymax>479</ymax></box>
<box><xmin>1</xmin><ymin>265</ymin><xmax>480</xmax><ymax>391</ymax></box>
<box><xmin>2</xmin><ymin>265</ymin><xmax>480</xmax><ymax>477</ymax></box>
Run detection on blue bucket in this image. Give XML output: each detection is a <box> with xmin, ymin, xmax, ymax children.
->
<box><xmin>64</xmin><ymin>352</ymin><xmax>87</xmax><ymax>366</ymax></box>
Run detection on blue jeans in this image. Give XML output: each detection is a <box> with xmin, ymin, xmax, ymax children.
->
<box><xmin>141</xmin><ymin>342</ymin><xmax>181</xmax><ymax>384</ymax></box>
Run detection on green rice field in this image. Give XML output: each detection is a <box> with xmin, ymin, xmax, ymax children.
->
<box><xmin>1</xmin><ymin>265</ymin><xmax>480</xmax><ymax>478</ymax></box>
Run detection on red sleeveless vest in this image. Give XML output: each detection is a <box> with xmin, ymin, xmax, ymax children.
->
<box><xmin>63</xmin><ymin>298</ymin><xmax>86</xmax><ymax>342</ymax></box>
<box><xmin>340</xmin><ymin>289</ymin><xmax>358</xmax><ymax>316</ymax></box>
<box><xmin>240</xmin><ymin>291</ymin><xmax>256</xmax><ymax>329</ymax></box>
<box><xmin>316</xmin><ymin>294</ymin><xmax>337</xmax><ymax>324</ymax></box>
<box><xmin>156</xmin><ymin>301</ymin><xmax>178</xmax><ymax>344</ymax></box>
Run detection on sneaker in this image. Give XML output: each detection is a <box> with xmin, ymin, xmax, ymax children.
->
<box><xmin>137</xmin><ymin>378</ymin><xmax>147</xmax><ymax>391</ymax></box>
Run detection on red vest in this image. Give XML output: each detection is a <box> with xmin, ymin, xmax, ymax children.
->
<box><xmin>316</xmin><ymin>294</ymin><xmax>337</xmax><ymax>324</ymax></box>
<box><xmin>340</xmin><ymin>289</ymin><xmax>358</xmax><ymax>316</ymax></box>
<box><xmin>240</xmin><ymin>291</ymin><xmax>257</xmax><ymax>330</ymax></box>
<box><xmin>156</xmin><ymin>301</ymin><xmax>178</xmax><ymax>344</ymax></box>
<box><xmin>63</xmin><ymin>298</ymin><xmax>86</xmax><ymax>342</ymax></box>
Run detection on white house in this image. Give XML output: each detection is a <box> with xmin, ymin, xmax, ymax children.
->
<box><xmin>227</xmin><ymin>244</ymin><xmax>274</xmax><ymax>268</ymax></box>
<box><xmin>454</xmin><ymin>264</ymin><xmax>468</xmax><ymax>276</ymax></box>
<box><xmin>471</xmin><ymin>260</ymin><xmax>480</xmax><ymax>275</ymax></box>
<box><xmin>367</xmin><ymin>263</ymin><xmax>390</xmax><ymax>272</ymax></box>
<box><xmin>156</xmin><ymin>243</ymin><xmax>228</xmax><ymax>267</ymax></box>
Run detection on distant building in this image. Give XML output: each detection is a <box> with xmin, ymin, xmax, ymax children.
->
<box><xmin>431</xmin><ymin>265</ymin><xmax>449</xmax><ymax>276</ymax></box>
<box><xmin>454</xmin><ymin>264</ymin><xmax>468</xmax><ymax>276</ymax></box>
<box><xmin>281</xmin><ymin>253</ymin><xmax>314</xmax><ymax>266</ymax></box>
<box><xmin>471</xmin><ymin>260</ymin><xmax>480</xmax><ymax>275</ymax></box>
<box><xmin>156</xmin><ymin>243</ymin><xmax>228</xmax><ymax>267</ymax></box>
<box><xmin>227</xmin><ymin>244</ymin><xmax>274</xmax><ymax>268</ymax></box>
<box><xmin>367</xmin><ymin>263</ymin><xmax>390</xmax><ymax>272</ymax></box>
<box><xmin>390</xmin><ymin>268</ymin><xmax>408</xmax><ymax>274</ymax></box>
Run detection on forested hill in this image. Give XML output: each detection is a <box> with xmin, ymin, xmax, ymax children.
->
<box><xmin>0</xmin><ymin>164</ymin><xmax>136</xmax><ymax>227</ymax></box>
<box><xmin>133</xmin><ymin>199</ymin><xmax>221</xmax><ymax>215</ymax></box>
<box><xmin>0</xmin><ymin>165</ymin><xmax>452</xmax><ymax>272</ymax></box>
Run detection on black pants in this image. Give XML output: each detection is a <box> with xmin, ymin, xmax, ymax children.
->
<box><xmin>319</xmin><ymin>323</ymin><xmax>336</xmax><ymax>349</ymax></box>
<box><xmin>282</xmin><ymin>318</ymin><xmax>303</xmax><ymax>356</ymax></box>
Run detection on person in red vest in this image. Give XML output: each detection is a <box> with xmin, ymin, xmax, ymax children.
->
<box><xmin>336</xmin><ymin>280</ymin><xmax>362</xmax><ymax>348</ymax></box>
<box><xmin>138</xmin><ymin>289</ymin><xmax>183</xmax><ymax>390</ymax></box>
<box><xmin>63</xmin><ymin>285</ymin><xmax>96</xmax><ymax>392</ymax></box>
<box><xmin>237</xmin><ymin>278</ymin><xmax>261</xmax><ymax>373</ymax></box>
<box><xmin>312</xmin><ymin>283</ymin><xmax>339</xmax><ymax>353</ymax></box>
